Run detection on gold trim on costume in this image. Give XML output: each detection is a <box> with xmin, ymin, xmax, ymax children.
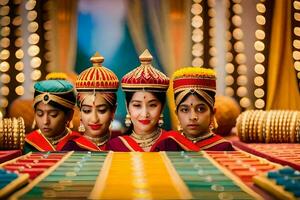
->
<box><xmin>34</xmin><ymin>93</ymin><xmax>75</xmax><ymax>109</ymax></box>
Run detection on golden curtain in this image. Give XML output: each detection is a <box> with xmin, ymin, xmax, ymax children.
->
<box><xmin>127</xmin><ymin>0</ymin><xmax>192</xmax><ymax>129</ymax></box>
<box><xmin>266</xmin><ymin>0</ymin><xmax>300</xmax><ymax>110</ymax></box>
<box><xmin>49</xmin><ymin>0</ymin><xmax>78</xmax><ymax>81</ymax></box>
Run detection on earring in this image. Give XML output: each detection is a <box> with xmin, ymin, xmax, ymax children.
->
<box><xmin>158</xmin><ymin>114</ymin><xmax>164</xmax><ymax>127</ymax></box>
<box><xmin>31</xmin><ymin>119</ymin><xmax>36</xmax><ymax>130</ymax></box>
<box><xmin>125</xmin><ymin>114</ymin><xmax>132</xmax><ymax>127</ymax></box>
<box><xmin>177</xmin><ymin>124</ymin><xmax>183</xmax><ymax>132</ymax></box>
<box><xmin>78</xmin><ymin>120</ymin><xmax>85</xmax><ymax>132</ymax></box>
<box><xmin>68</xmin><ymin>120</ymin><xmax>73</xmax><ymax>129</ymax></box>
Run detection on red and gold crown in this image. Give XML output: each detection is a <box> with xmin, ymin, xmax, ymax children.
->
<box><xmin>75</xmin><ymin>52</ymin><xmax>119</xmax><ymax>93</ymax></box>
<box><xmin>172</xmin><ymin>67</ymin><xmax>216</xmax><ymax>94</ymax></box>
<box><xmin>172</xmin><ymin>67</ymin><xmax>216</xmax><ymax>108</ymax></box>
<box><xmin>121</xmin><ymin>49</ymin><xmax>169</xmax><ymax>92</ymax></box>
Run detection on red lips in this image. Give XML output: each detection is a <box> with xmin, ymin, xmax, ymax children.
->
<box><xmin>187</xmin><ymin>124</ymin><xmax>199</xmax><ymax>130</ymax></box>
<box><xmin>138</xmin><ymin>120</ymin><xmax>151</xmax><ymax>125</ymax></box>
<box><xmin>89</xmin><ymin>124</ymin><xmax>102</xmax><ymax>130</ymax></box>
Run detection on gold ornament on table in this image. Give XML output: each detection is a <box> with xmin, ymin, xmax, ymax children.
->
<box><xmin>236</xmin><ymin>110</ymin><xmax>300</xmax><ymax>143</ymax></box>
<box><xmin>0</xmin><ymin>117</ymin><xmax>25</xmax><ymax>150</ymax></box>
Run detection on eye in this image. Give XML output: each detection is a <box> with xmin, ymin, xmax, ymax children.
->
<box><xmin>179</xmin><ymin>107</ymin><xmax>189</xmax><ymax>113</ymax></box>
<box><xmin>98</xmin><ymin>107</ymin><xmax>108</xmax><ymax>114</ymax></box>
<box><xmin>36</xmin><ymin>111</ymin><xmax>43</xmax><ymax>117</ymax></box>
<box><xmin>82</xmin><ymin>108</ymin><xmax>91</xmax><ymax>114</ymax></box>
<box><xmin>196</xmin><ymin>105</ymin><xmax>207</xmax><ymax>112</ymax></box>
<box><xmin>49</xmin><ymin>111</ymin><xmax>59</xmax><ymax>118</ymax></box>
<box><xmin>149</xmin><ymin>103</ymin><xmax>157</xmax><ymax>108</ymax></box>
<box><xmin>132</xmin><ymin>103</ymin><xmax>141</xmax><ymax>108</ymax></box>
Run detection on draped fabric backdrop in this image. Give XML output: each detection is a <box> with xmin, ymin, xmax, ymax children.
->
<box><xmin>49</xmin><ymin>0</ymin><xmax>78</xmax><ymax>82</ymax></box>
<box><xmin>266</xmin><ymin>0</ymin><xmax>300</xmax><ymax>110</ymax></box>
<box><xmin>127</xmin><ymin>0</ymin><xmax>192</xmax><ymax>129</ymax></box>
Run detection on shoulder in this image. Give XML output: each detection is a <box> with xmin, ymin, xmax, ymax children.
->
<box><xmin>106</xmin><ymin>136</ymin><xmax>129</xmax><ymax>151</ymax></box>
<box><xmin>25</xmin><ymin>130</ymin><xmax>39</xmax><ymax>138</ymax></box>
<box><xmin>61</xmin><ymin>140</ymin><xmax>87</xmax><ymax>151</ymax></box>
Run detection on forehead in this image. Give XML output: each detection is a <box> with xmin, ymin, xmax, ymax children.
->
<box><xmin>36</xmin><ymin>102</ymin><xmax>59</xmax><ymax>111</ymax></box>
<box><xmin>131</xmin><ymin>91</ymin><xmax>158</xmax><ymax>102</ymax></box>
<box><xmin>180</xmin><ymin>94</ymin><xmax>208</xmax><ymax>106</ymax></box>
<box><xmin>81</xmin><ymin>93</ymin><xmax>109</xmax><ymax>106</ymax></box>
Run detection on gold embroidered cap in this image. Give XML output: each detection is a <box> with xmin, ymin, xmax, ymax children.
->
<box><xmin>121</xmin><ymin>49</ymin><xmax>169</xmax><ymax>92</ymax></box>
<box><xmin>75</xmin><ymin>52</ymin><xmax>119</xmax><ymax>93</ymax></box>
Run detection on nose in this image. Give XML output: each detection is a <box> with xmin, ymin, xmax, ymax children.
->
<box><xmin>141</xmin><ymin>106</ymin><xmax>150</xmax><ymax>118</ymax></box>
<box><xmin>91</xmin><ymin>109</ymin><xmax>99</xmax><ymax>123</ymax></box>
<box><xmin>42</xmin><ymin>114</ymin><xmax>50</xmax><ymax>125</ymax></box>
<box><xmin>189</xmin><ymin>109</ymin><xmax>198</xmax><ymax>121</ymax></box>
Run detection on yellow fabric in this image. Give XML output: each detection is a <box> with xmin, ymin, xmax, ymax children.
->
<box><xmin>127</xmin><ymin>0</ymin><xmax>192</xmax><ymax>129</ymax></box>
<box><xmin>90</xmin><ymin>152</ymin><xmax>192</xmax><ymax>199</ymax></box>
<box><xmin>266</xmin><ymin>0</ymin><xmax>300</xmax><ymax>110</ymax></box>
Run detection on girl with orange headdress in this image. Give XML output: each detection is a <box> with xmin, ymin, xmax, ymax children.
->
<box><xmin>107</xmin><ymin>50</ymin><xmax>199</xmax><ymax>152</ymax></box>
<box><xmin>62</xmin><ymin>52</ymin><xmax>119</xmax><ymax>151</ymax></box>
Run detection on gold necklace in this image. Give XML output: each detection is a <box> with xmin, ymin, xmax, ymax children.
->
<box><xmin>83</xmin><ymin>133</ymin><xmax>110</xmax><ymax>146</ymax></box>
<box><xmin>42</xmin><ymin>128</ymin><xmax>70</xmax><ymax>146</ymax></box>
<box><xmin>182</xmin><ymin>132</ymin><xmax>214</xmax><ymax>143</ymax></box>
<box><xmin>131</xmin><ymin>128</ymin><xmax>161</xmax><ymax>148</ymax></box>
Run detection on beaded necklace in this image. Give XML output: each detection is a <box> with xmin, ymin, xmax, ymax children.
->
<box><xmin>83</xmin><ymin>133</ymin><xmax>110</xmax><ymax>146</ymax></box>
<box><xmin>131</xmin><ymin>128</ymin><xmax>161</xmax><ymax>148</ymax></box>
<box><xmin>182</xmin><ymin>131</ymin><xmax>214</xmax><ymax>143</ymax></box>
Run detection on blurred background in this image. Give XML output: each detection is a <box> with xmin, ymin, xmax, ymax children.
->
<box><xmin>0</xmin><ymin>0</ymin><xmax>299</xmax><ymax>133</ymax></box>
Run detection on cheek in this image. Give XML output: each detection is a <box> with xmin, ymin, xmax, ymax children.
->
<box><xmin>100</xmin><ymin>113</ymin><xmax>112</xmax><ymax>124</ymax></box>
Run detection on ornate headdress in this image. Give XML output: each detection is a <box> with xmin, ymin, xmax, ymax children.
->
<box><xmin>172</xmin><ymin>67</ymin><xmax>216</xmax><ymax>109</ymax></box>
<box><xmin>33</xmin><ymin>78</ymin><xmax>76</xmax><ymax>110</ymax></box>
<box><xmin>75</xmin><ymin>52</ymin><xmax>119</xmax><ymax>107</ymax></box>
<box><xmin>121</xmin><ymin>49</ymin><xmax>169</xmax><ymax>92</ymax></box>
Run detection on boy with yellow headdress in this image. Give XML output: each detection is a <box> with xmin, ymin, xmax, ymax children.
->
<box><xmin>171</xmin><ymin>67</ymin><xmax>234</xmax><ymax>151</ymax></box>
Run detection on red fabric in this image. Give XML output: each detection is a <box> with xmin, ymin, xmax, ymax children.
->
<box><xmin>153</xmin><ymin>131</ymin><xmax>200</xmax><ymax>151</ymax></box>
<box><xmin>73</xmin><ymin>136</ymin><xmax>107</xmax><ymax>151</ymax></box>
<box><xmin>233</xmin><ymin>141</ymin><xmax>300</xmax><ymax>170</ymax></box>
<box><xmin>0</xmin><ymin>150</ymin><xmax>22</xmax><ymax>164</ymax></box>
<box><xmin>25</xmin><ymin>130</ymin><xmax>81</xmax><ymax>151</ymax></box>
<box><xmin>173</xmin><ymin>78</ymin><xmax>216</xmax><ymax>91</ymax></box>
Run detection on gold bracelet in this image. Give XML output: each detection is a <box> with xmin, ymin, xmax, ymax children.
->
<box><xmin>265</xmin><ymin>111</ymin><xmax>272</xmax><ymax>143</ymax></box>
<box><xmin>258</xmin><ymin>111</ymin><xmax>266</xmax><ymax>142</ymax></box>
<box><xmin>290</xmin><ymin>111</ymin><xmax>298</xmax><ymax>143</ymax></box>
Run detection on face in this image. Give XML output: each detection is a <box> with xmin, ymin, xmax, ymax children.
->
<box><xmin>176</xmin><ymin>94</ymin><xmax>213</xmax><ymax>137</ymax></box>
<box><xmin>80</xmin><ymin>93</ymin><xmax>114</xmax><ymax>138</ymax></box>
<box><xmin>35</xmin><ymin>102</ymin><xmax>70</xmax><ymax>138</ymax></box>
<box><xmin>128</xmin><ymin>91</ymin><xmax>162</xmax><ymax>135</ymax></box>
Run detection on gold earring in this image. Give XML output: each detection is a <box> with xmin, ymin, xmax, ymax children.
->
<box><xmin>69</xmin><ymin>120</ymin><xmax>73</xmax><ymax>129</ymax></box>
<box><xmin>125</xmin><ymin>114</ymin><xmax>132</xmax><ymax>127</ymax></box>
<box><xmin>31</xmin><ymin>119</ymin><xmax>36</xmax><ymax>130</ymax></box>
<box><xmin>158</xmin><ymin>114</ymin><xmax>164</xmax><ymax>127</ymax></box>
<box><xmin>78</xmin><ymin>120</ymin><xmax>85</xmax><ymax>132</ymax></box>
<box><xmin>177</xmin><ymin>124</ymin><xmax>183</xmax><ymax>132</ymax></box>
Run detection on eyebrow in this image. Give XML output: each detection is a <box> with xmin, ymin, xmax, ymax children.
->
<box><xmin>81</xmin><ymin>104</ymin><xmax>108</xmax><ymax>108</ymax></box>
<box><xmin>36</xmin><ymin>108</ymin><xmax>59</xmax><ymax>112</ymax></box>
<box><xmin>131</xmin><ymin>99</ymin><xmax>158</xmax><ymax>103</ymax></box>
<box><xmin>179</xmin><ymin>103</ymin><xmax>206</xmax><ymax>107</ymax></box>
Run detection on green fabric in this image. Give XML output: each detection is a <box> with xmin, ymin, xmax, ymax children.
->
<box><xmin>34</xmin><ymin>80</ymin><xmax>74</xmax><ymax>93</ymax></box>
<box><xmin>23</xmin><ymin>142</ymin><xmax>39</xmax><ymax>154</ymax></box>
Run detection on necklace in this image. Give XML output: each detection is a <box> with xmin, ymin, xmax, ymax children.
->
<box><xmin>131</xmin><ymin>128</ymin><xmax>161</xmax><ymax>148</ymax></box>
<box><xmin>83</xmin><ymin>133</ymin><xmax>110</xmax><ymax>146</ymax></box>
<box><xmin>42</xmin><ymin>128</ymin><xmax>70</xmax><ymax>146</ymax></box>
<box><xmin>182</xmin><ymin>132</ymin><xmax>215</xmax><ymax>143</ymax></box>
